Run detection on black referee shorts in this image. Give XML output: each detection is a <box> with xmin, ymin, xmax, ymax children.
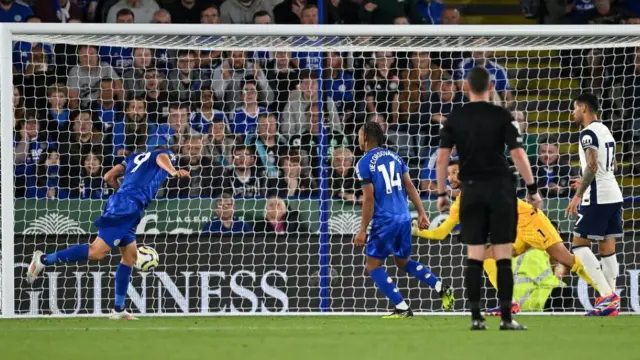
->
<box><xmin>459</xmin><ymin>178</ymin><xmax>518</xmax><ymax>246</ymax></box>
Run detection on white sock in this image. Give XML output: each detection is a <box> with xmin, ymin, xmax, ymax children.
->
<box><xmin>395</xmin><ymin>301</ymin><xmax>409</xmax><ymax>310</ymax></box>
<box><xmin>573</xmin><ymin>247</ymin><xmax>613</xmax><ymax>297</ymax></box>
<box><xmin>600</xmin><ymin>253</ymin><xmax>619</xmax><ymax>294</ymax></box>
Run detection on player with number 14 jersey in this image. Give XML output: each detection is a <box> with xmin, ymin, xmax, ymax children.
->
<box><xmin>353</xmin><ymin>122</ymin><xmax>454</xmax><ymax>318</ymax></box>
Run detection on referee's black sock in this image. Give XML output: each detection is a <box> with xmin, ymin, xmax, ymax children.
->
<box><xmin>466</xmin><ymin>258</ymin><xmax>484</xmax><ymax>320</ymax></box>
<box><xmin>497</xmin><ymin>258</ymin><xmax>514</xmax><ymax>323</ymax></box>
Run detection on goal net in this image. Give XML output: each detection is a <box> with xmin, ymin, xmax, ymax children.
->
<box><xmin>2</xmin><ymin>24</ymin><xmax>639</xmax><ymax>317</ymax></box>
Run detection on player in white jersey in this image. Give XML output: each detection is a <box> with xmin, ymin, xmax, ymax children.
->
<box><xmin>566</xmin><ymin>93</ymin><xmax>622</xmax><ymax>316</ymax></box>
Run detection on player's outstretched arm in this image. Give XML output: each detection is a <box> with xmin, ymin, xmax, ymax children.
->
<box><xmin>413</xmin><ymin>215</ymin><xmax>458</xmax><ymax>241</ymax></box>
<box><xmin>402</xmin><ymin>172</ymin><xmax>429</xmax><ymax>229</ymax></box>
<box><xmin>156</xmin><ymin>153</ymin><xmax>189</xmax><ymax>178</ymax></box>
<box><xmin>104</xmin><ymin>164</ymin><xmax>125</xmax><ymax>191</ymax></box>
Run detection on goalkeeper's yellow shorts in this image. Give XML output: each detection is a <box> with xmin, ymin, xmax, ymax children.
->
<box><xmin>513</xmin><ymin>210</ymin><xmax>563</xmax><ymax>257</ymax></box>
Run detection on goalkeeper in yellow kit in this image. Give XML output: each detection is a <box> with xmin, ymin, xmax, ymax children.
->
<box><xmin>414</xmin><ymin>159</ymin><xmax>597</xmax><ymax>315</ymax></box>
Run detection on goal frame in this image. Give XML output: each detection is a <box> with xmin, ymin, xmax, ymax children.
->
<box><xmin>2</xmin><ymin>23</ymin><xmax>640</xmax><ymax>318</ymax></box>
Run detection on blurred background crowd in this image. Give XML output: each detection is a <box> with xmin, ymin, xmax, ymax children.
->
<box><xmin>7</xmin><ymin>0</ymin><xmax>640</xmax><ymax>231</ymax></box>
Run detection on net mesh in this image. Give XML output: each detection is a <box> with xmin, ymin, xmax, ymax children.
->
<box><xmin>8</xmin><ymin>33</ymin><xmax>640</xmax><ymax>315</ymax></box>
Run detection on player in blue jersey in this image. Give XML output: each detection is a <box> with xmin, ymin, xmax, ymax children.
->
<box><xmin>354</xmin><ymin>122</ymin><xmax>455</xmax><ymax>318</ymax></box>
<box><xmin>26</xmin><ymin>148</ymin><xmax>189</xmax><ymax>319</ymax></box>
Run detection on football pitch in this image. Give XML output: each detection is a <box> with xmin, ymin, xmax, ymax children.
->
<box><xmin>1</xmin><ymin>316</ymin><xmax>638</xmax><ymax>360</ymax></box>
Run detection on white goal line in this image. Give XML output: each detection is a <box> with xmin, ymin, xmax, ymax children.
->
<box><xmin>4</xmin><ymin>312</ymin><xmax>638</xmax><ymax>320</ymax></box>
<box><xmin>0</xmin><ymin>326</ymin><xmax>326</xmax><ymax>332</ymax></box>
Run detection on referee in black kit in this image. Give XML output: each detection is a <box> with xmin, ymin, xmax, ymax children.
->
<box><xmin>435</xmin><ymin>67</ymin><xmax>542</xmax><ymax>331</ymax></box>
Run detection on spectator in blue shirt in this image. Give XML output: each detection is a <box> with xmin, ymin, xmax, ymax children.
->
<box><xmin>566</xmin><ymin>0</ymin><xmax>598</xmax><ymax>24</ymax></box>
<box><xmin>148</xmin><ymin>102</ymin><xmax>198</xmax><ymax>151</ymax></box>
<box><xmin>15</xmin><ymin>114</ymin><xmax>54</xmax><ymax>198</ymax></box>
<box><xmin>201</xmin><ymin>193</ymin><xmax>253</xmax><ymax>233</ymax></box>
<box><xmin>99</xmin><ymin>9</ymin><xmax>135</xmax><ymax>76</ymax></box>
<box><xmin>0</xmin><ymin>0</ymin><xmax>33</xmax><ymax>23</ymax></box>
<box><xmin>290</xmin><ymin>5</ymin><xmax>328</xmax><ymax>71</ymax></box>
<box><xmin>417</xmin><ymin>0</ymin><xmax>444</xmax><ymax>24</ymax></box>
<box><xmin>327</xmin><ymin>52</ymin><xmax>354</xmax><ymax>132</ymax></box>
<box><xmin>229</xmin><ymin>76</ymin><xmax>266</xmax><ymax>137</ymax></box>
<box><xmin>32</xmin><ymin>150</ymin><xmax>69</xmax><ymax>199</ymax></box>
<box><xmin>290</xmin><ymin>5</ymin><xmax>342</xmax><ymax>72</ymax></box>
<box><xmin>45</xmin><ymin>84</ymin><xmax>71</xmax><ymax>143</ymax></box>
<box><xmin>453</xmin><ymin>44</ymin><xmax>514</xmax><ymax>108</ymax></box>
<box><xmin>91</xmin><ymin>78</ymin><xmax>124</xmax><ymax>134</ymax></box>
<box><xmin>13</xmin><ymin>32</ymin><xmax>55</xmax><ymax>75</ymax></box>
<box><xmin>189</xmin><ymin>85</ymin><xmax>227</xmax><ymax>134</ymax></box>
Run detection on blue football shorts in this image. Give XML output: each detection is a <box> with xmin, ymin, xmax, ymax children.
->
<box><xmin>94</xmin><ymin>193</ymin><xmax>143</xmax><ymax>248</ymax></box>
<box><xmin>366</xmin><ymin>218</ymin><xmax>413</xmax><ymax>260</ymax></box>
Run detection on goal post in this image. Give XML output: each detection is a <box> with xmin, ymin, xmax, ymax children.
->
<box><xmin>2</xmin><ymin>23</ymin><xmax>16</xmax><ymax>318</ymax></box>
<box><xmin>2</xmin><ymin>23</ymin><xmax>639</xmax><ymax>318</ymax></box>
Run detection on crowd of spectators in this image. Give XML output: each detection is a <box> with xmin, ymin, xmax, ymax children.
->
<box><xmin>7</xmin><ymin>0</ymin><xmax>640</xmax><ymax>232</ymax></box>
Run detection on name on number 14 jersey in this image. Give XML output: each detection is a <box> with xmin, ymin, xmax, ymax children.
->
<box><xmin>356</xmin><ymin>148</ymin><xmax>411</xmax><ymax>222</ymax></box>
<box><xmin>118</xmin><ymin>149</ymin><xmax>176</xmax><ymax>208</ymax></box>
<box><xmin>578</xmin><ymin>122</ymin><xmax>623</xmax><ymax>206</ymax></box>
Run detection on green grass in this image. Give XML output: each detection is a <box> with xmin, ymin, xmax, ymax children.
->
<box><xmin>1</xmin><ymin>316</ymin><xmax>639</xmax><ymax>360</ymax></box>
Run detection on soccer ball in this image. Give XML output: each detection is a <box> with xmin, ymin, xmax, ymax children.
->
<box><xmin>135</xmin><ymin>246</ymin><xmax>160</xmax><ymax>272</ymax></box>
